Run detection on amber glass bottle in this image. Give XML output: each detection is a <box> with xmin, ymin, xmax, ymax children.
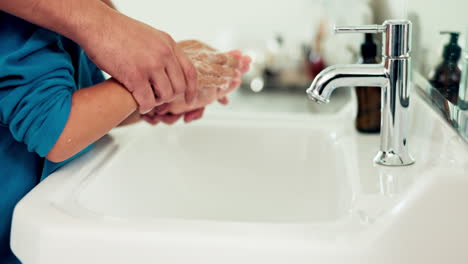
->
<box><xmin>430</xmin><ymin>32</ymin><xmax>462</xmax><ymax>105</ymax></box>
<box><xmin>355</xmin><ymin>34</ymin><xmax>381</xmax><ymax>133</ymax></box>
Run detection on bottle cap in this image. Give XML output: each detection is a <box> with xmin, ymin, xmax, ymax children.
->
<box><xmin>361</xmin><ymin>33</ymin><xmax>377</xmax><ymax>59</ymax></box>
<box><xmin>440</xmin><ymin>31</ymin><xmax>461</xmax><ymax>62</ymax></box>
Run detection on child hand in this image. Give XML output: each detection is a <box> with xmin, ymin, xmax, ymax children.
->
<box><xmin>141</xmin><ymin>40</ymin><xmax>251</xmax><ymax>125</ymax></box>
<box><xmin>141</xmin><ymin>107</ymin><xmax>205</xmax><ymax>125</ymax></box>
<box><xmin>167</xmin><ymin>42</ymin><xmax>251</xmax><ymax>114</ymax></box>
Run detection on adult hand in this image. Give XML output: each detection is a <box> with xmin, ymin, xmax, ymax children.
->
<box><xmin>166</xmin><ymin>45</ymin><xmax>251</xmax><ymax>115</ymax></box>
<box><xmin>141</xmin><ymin>41</ymin><xmax>251</xmax><ymax>125</ymax></box>
<box><xmin>79</xmin><ymin>11</ymin><xmax>198</xmax><ymax>114</ymax></box>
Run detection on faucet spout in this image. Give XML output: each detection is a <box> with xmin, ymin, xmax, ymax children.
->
<box><xmin>305</xmin><ymin>19</ymin><xmax>415</xmax><ymax>166</ymax></box>
<box><xmin>306</xmin><ymin>64</ymin><xmax>388</xmax><ymax>103</ymax></box>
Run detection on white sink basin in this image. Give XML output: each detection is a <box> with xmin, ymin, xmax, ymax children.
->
<box><xmin>11</xmin><ymin>93</ymin><xmax>468</xmax><ymax>264</ymax></box>
<box><xmin>77</xmin><ymin>116</ymin><xmax>352</xmax><ymax>223</ymax></box>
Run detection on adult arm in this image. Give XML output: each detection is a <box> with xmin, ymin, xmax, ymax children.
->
<box><xmin>100</xmin><ymin>0</ymin><xmax>116</xmax><ymax>9</ymax></box>
<box><xmin>0</xmin><ymin>0</ymin><xmax>197</xmax><ymax>113</ymax></box>
<box><xmin>0</xmin><ymin>0</ymin><xmax>111</xmax><ymax>45</ymax></box>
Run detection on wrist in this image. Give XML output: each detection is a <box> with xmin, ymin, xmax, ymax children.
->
<box><xmin>107</xmin><ymin>78</ymin><xmax>139</xmax><ymax>112</ymax></box>
<box><xmin>70</xmin><ymin>0</ymin><xmax>117</xmax><ymax>47</ymax></box>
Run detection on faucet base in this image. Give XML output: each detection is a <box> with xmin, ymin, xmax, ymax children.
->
<box><xmin>374</xmin><ymin>151</ymin><xmax>415</xmax><ymax>166</ymax></box>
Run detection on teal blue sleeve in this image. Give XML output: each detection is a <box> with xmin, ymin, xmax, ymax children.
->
<box><xmin>0</xmin><ymin>27</ymin><xmax>75</xmax><ymax>157</ymax></box>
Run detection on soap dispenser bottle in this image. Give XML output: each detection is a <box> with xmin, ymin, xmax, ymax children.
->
<box><xmin>430</xmin><ymin>32</ymin><xmax>462</xmax><ymax>105</ymax></box>
<box><xmin>355</xmin><ymin>33</ymin><xmax>381</xmax><ymax>133</ymax></box>
<box><xmin>459</xmin><ymin>28</ymin><xmax>468</xmax><ymax>110</ymax></box>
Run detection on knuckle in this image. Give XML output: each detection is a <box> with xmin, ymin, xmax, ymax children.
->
<box><xmin>162</xmin><ymin>94</ymin><xmax>175</xmax><ymax>101</ymax></box>
<box><xmin>122</xmin><ymin>73</ymin><xmax>142</xmax><ymax>91</ymax></box>
<box><xmin>175</xmin><ymin>78</ymin><xmax>187</xmax><ymax>92</ymax></box>
<box><xmin>151</xmin><ymin>61</ymin><xmax>165</xmax><ymax>72</ymax></box>
<box><xmin>174</xmin><ymin>85</ymin><xmax>184</xmax><ymax>94</ymax></box>
<box><xmin>161</xmin><ymin>31</ymin><xmax>171</xmax><ymax>40</ymax></box>
<box><xmin>159</xmin><ymin>46</ymin><xmax>173</xmax><ymax>58</ymax></box>
<box><xmin>163</xmin><ymin>32</ymin><xmax>176</xmax><ymax>44</ymax></box>
<box><xmin>138</xmin><ymin>102</ymin><xmax>154</xmax><ymax>114</ymax></box>
<box><xmin>134</xmin><ymin>88</ymin><xmax>155</xmax><ymax>104</ymax></box>
<box><xmin>131</xmin><ymin>89</ymin><xmax>145</xmax><ymax>101</ymax></box>
<box><xmin>140</xmin><ymin>97</ymin><xmax>156</xmax><ymax>108</ymax></box>
<box><xmin>157</xmin><ymin>90</ymin><xmax>173</xmax><ymax>101</ymax></box>
<box><xmin>140</xmin><ymin>103</ymin><xmax>151</xmax><ymax>111</ymax></box>
<box><xmin>186</xmin><ymin>64</ymin><xmax>198</xmax><ymax>82</ymax></box>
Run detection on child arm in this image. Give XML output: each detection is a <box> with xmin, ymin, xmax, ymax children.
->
<box><xmin>46</xmin><ymin>79</ymin><xmax>137</xmax><ymax>162</ymax></box>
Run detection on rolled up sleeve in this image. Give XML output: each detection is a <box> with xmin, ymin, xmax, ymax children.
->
<box><xmin>0</xmin><ymin>27</ymin><xmax>76</xmax><ymax>157</ymax></box>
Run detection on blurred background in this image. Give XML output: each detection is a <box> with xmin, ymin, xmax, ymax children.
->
<box><xmin>112</xmin><ymin>0</ymin><xmax>467</xmax><ymax>114</ymax></box>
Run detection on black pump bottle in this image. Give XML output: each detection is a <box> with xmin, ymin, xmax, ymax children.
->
<box><xmin>430</xmin><ymin>32</ymin><xmax>462</xmax><ymax>105</ymax></box>
<box><xmin>355</xmin><ymin>33</ymin><xmax>381</xmax><ymax>133</ymax></box>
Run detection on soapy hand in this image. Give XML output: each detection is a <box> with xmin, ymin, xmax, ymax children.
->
<box><xmin>80</xmin><ymin>14</ymin><xmax>198</xmax><ymax>115</ymax></box>
<box><xmin>167</xmin><ymin>47</ymin><xmax>251</xmax><ymax>114</ymax></box>
<box><xmin>142</xmin><ymin>40</ymin><xmax>251</xmax><ymax>125</ymax></box>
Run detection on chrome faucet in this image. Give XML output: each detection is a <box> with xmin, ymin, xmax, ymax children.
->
<box><xmin>307</xmin><ymin>20</ymin><xmax>415</xmax><ymax>166</ymax></box>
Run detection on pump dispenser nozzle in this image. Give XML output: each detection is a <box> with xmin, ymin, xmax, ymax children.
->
<box><xmin>440</xmin><ymin>31</ymin><xmax>461</xmax><ymax>63</ymax></box>
<box><xmin>361</xmin><ymin>33</ymin><xmax>377</xmax><ymax>60</ymax></box>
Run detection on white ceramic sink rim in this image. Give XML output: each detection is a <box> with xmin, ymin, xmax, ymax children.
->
<box><xmin>11</xmin><ymin>93</ymin><xmax>468</xmax><ymax>264</ymax></box>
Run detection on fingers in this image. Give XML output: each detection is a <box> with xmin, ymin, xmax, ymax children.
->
<box><xmin>193</xmin><ymin>52</ymin><xmax>239</xmax><ymax>68</ymax></box>
<box><xmin>133</xmin><ymin>83</ymin><xmax>157</xmax><ymax>114</ymax></box>
<box><xmin>218</xmin><ymin>97</ymin><xmax>229</xmax><ymax>105</ymax></box>
<box><xmin>228</xmin><ymin>78</ymin><xmax>242</xmax><ymax>91</ymax></box>
<box><xmin>140</xmin><ymin>103</ymin><xmax>169</xmax><ymax>125</ymax></box>
<box><xmin>153</xmin><ymin>103</ymin><xmax>170</xmax><ymax>115</ymax></box>
<box><xmin>226</xmin><ymin>51</ymin><xmax>252</xmax><ymax>74</ymax></box>
<box><xmin>141</xmin><ymin>115</ymin><xmax>160</xmax><ymax>125</ymax></box>
<box><xmin>174</xmin><ymin>47</ymin><xmax>198</xmax><ymax>104</ymax></box>
<box><xmin>141</xmin><ymin>109</ymin><xmax>183</xmax><ymax>125</ymax></box>
<box><xmin>151</xmin><ymin>72</ymin><xmax>174</xmax><ymax>104</ymax></box>
<box><xmin>217</xmin><ymin>78</ymin><xmax>241</xmax><ymax>100</ymax></box>
<box><xmin>143</xmin><ymin>109</ymin><xmax>204</xmax><ymax>125</ymax></box>
<box><xmin>226</xmin><ymin>50</ymin><xmax>242</xmax><ymax>68</ymax></box>
<box><xmin>177</xmin><ymin>40</ymin><xmax>201</xmax><ymax>51</ymax></box>
<box><xmin>184</xmin><ymin>108</ymin><xmax>205</xmax><ymax>123</ymax></box>
<box><xmin>225</xmin><ymin>55</ymin><xmax>240</xmax><ymax>68</ymax></box>
<box><xmin>207</xmin><ymin>53</ymin><xmax>228</xmax><ymax>65</ymax></box>
<box><xmin>198</xmin><ymin>63</ymin><xmax>237</xmax><ymax>79</ymax></box>
<box><xmin>154</xmin><ymin>46</ymin><xmax>250</xmax><ymax>117</ymax></box>
<box><xmin>160</xmin><ymin>113</ymin><xmax>183</xmax><ymax>124</ymax></box>
<box><xmin>240</xmin><ymin>55</ymin><xmax>252</xmax><ymax>73</ymax></box>
<box><xmin>199</xmin><ymin>75</ymin><xmax>230</xmax><ymax>88</ymax></box>
<box><xmin>166</xmin><ymin>58</ymin><xmax>187</xmax><ymax>97</ymax></box>
<box><xmin>143</xmin><ymin>112</ymin><xmax>182</xmax><ymax>125</ymax></box>
<box><xmin>178</xmin><ymin>41</ymin><xmax>215</xmax><ymax>53</ymax></box>
<box><xmin>227</xmin><ymin>50</ymin><xmax>242</xmax><ymax>58</ymax></box>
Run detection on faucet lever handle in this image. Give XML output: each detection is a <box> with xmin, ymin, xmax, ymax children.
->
<box><xmin>334</xmin><ymin>20</ymin><xmax>412</xmax><ymax>58</ymax></box>
<box><xmin>334</xmin><ymin>25</ymin><xmax>386</xmax><ymax>34</ymax></box>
